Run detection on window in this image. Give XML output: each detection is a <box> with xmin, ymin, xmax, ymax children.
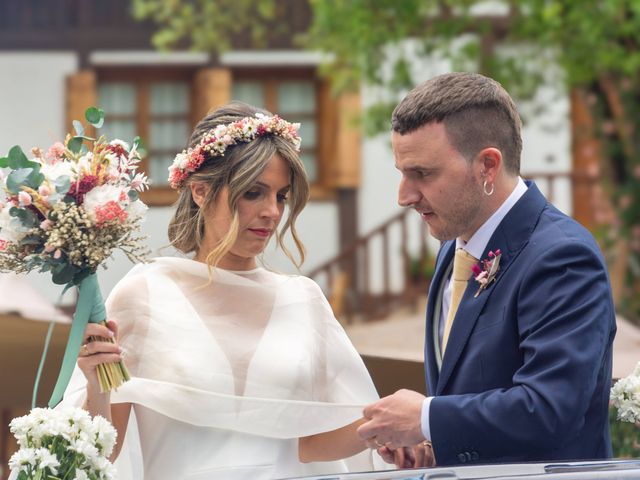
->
<box><xmin>231</xmin><ymin>69</ymin><xmax>331</xmax><ymax>197</ymax></box>
<box><xmin>97</xmin><ymin>69</ymin><xmax>193</xmax><ymax>205</ymax></box>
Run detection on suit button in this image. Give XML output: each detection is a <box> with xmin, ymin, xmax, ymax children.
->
<box><xmin>471</xmin><ymin>451</ymin><xmax>479</xmax><ymax>461</ymax></box>
<box><xmin>457</xmin><ymin>453</ymin><xmax>467</xmax><ymax>463</ymax></box>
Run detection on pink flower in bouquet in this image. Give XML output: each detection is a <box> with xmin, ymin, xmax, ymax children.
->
<box><xmin>38</xmin><ymin>184</ymin><xmax>51</xmax><ymax>197</ymax></box>
<box><xmin>18</xmin><ymin>191</ymin><xmax>32</xmax><ymax>207</ymax></box>
<box><xmin>95</xmin><ymin>201</ymin><xmax>128</xmax><ymax>226</ymax></box>
<box><xmin>46</xmin><ymin>142</ymin><xmax>66</xmax><ymax>163</ymax></box>
<box><xmin>105</xmin><ymin>141</ymin><xmax>129</xmax><ymax>160</ymax></box>
<box><xmin>40</xmin><ymin>219</ymin><xmax>53</xmax><ymax>231</ymax></box>
<box><xmin>68</xmin><ymin>175</ymin><xmax>99</xmax><ymax>203</ymax></box>
<box><xmin>0</xmin><ymin>239</ymin><xmax>8</xmax><ymax>251</ymax></box>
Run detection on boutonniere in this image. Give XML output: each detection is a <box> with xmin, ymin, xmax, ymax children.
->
<box><xmin>472</xmin><ymin>249</ymin><xmax>502</xmax><ymax>298</ymax></box>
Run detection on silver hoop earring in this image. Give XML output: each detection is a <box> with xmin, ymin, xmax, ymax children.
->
<box><xmin>483</xmin><ymin>180</ymin><xmax>494</xmax><ymax>196</ymax></box>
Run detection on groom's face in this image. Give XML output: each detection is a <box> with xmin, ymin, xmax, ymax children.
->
<box><xmin>394</xmin><ymin>122</ymin><xmax>484</xmax><ymax>242</ymax></box>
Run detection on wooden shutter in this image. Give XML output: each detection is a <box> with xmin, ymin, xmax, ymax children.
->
<box><xmin>333</xmin><ymin>91</ymin><xmax>362</xmax><ymax>188</ymax></box>
<box><xmin>65</xmin><ymin>70</ymin><xmax>97</xmax><ymax>137</ymax></box>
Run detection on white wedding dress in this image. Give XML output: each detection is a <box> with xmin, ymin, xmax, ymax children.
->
<box><xmin>59</xmin><ymin>257</ymin><xmax>383</xmax><ymax>479</ymax></box>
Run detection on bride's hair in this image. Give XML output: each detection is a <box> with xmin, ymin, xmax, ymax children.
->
<box><xmin>168</xmin><ymin>101</ymin><xmax>309</xmax><ymax>269</ymax></box>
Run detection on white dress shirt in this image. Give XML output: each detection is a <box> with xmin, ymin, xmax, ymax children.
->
<box><xmin>421</xmin><ymin>177</ymin><xmax>528</xmax><ymax>441</ymax></box>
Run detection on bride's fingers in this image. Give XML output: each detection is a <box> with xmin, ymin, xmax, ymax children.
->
<box><xmin>77</xmin><ymin>352</ymin><xmax>122</xmax><ymax>370</ymax></box>
<box><xmin>413</xmin><ymin>444</ymin><xmax>426</xmax><ymax>467</ymax></box>
<box><xmin>393</xmin><ymin>447</ymin><xmax>407</xmax><ymax>469</ymax></box>
<box><xmin>105</xmin><ymin>319</ymin><xmax>118</xmax><ymax>338</ymax></box>
<box><xmin>83</xmin><ymin>322</ymin><xmax>116</xmax><ymax>343</ymax></box>
<box><xmin>376</xmin><ymin>446</ymin><xmax>395</xmax><ymax>464</ymax></box>
<box><xmin>80</xmin><ymin>341</ymin><xmax>121</xmax><ymax>357</ymax></box>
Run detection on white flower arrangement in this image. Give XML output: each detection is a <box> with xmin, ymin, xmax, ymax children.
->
<box><xmin>8</xmin><ymin>407</ymin><xmax>117</xmax><ymax>480</ymax></box>
<box><xmin>611</xmin><ymin>361</ymin><xmax>640</xmax><ymax>423</ymax></box>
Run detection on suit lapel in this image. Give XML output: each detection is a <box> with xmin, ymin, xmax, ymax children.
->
<box><xmin>435</xmin><ymin>182</ymin><xmax>548</xmax><ymax>395</ymax></box>
<box><xmin>424</xmin><ymin>241</ymin><xmax>455</xmax><ymax>394</ymax></box>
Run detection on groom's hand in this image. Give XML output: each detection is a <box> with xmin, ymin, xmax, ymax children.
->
<box><xmin>358</xmin><ymin>389</ymin><xmax>426</xmax><ymax>450</ymax></box>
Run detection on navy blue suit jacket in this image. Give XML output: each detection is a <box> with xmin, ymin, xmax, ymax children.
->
<box><xmin>425</xmin><ymin>182</ymin><xmax>616</xmax><ymax>465</ymax></box>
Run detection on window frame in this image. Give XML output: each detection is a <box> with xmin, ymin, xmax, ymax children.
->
<box><xmin>231</xmin><ymin>67</ymin><xmax>336</xmax><ymax>201</ymax></box>
<box><xmin>96</xmin><ymin>67</ymin><xmax>196</xmax><ymax>206</ymax></box>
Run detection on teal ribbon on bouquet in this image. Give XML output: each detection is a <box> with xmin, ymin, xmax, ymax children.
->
<box><xmin>32</xmin><ymin>273</ymin><xmax>105</xmax><ymax>408</ymax></box>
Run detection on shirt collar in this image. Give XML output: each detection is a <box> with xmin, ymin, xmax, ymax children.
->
<box><xmin>456</xmin><ymin>177</ymin><xmax>528</xmax><ymax>259</ymax></box>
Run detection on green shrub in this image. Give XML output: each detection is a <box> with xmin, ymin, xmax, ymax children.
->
<box><xmin>610</xmin><ymin>406</ymin><xmax>640</xmax><ymax>458</ymax></box>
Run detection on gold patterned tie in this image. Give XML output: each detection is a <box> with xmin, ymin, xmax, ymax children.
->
<box><xmin>442</xmin><ymin>248</ymin><xmax>479</xmax><ymax>354</ymax></box>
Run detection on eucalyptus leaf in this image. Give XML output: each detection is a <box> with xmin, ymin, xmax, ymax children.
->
<box><xmin>128</xmin><ymin>189</ymin><xmax>139</xmax><ymax>201</ymax></box>
<box><xmin>10</xmin><ymin>206</ymin><xmax>38</xmax><ymax>228</ymax></box>
<box><xmin>26</xmin><ymin>168</ymin><xmax>45</xmax><ymax>189</ymax></box>
<box><xmin>52</xmin><ymin>263</ymin><xmax>77</xmax><ymax>285</ymax></box>
<box><xmin>8</xmin><ymin>145</ymin><xmax>38</xmax><ymax>169</ymax></box>
<box><xmin>20</xmin><ymin>235</ymin><xmax>41</xmax><ymax>246</ymax></box>
<box><xmin>73</xmin><ymin>120</ymin><xmax>85</xmax><ymax>137</ymax></box>
<box><xmin>68</xmin><ymin>137</ymin><xmax>84</xmax><ymax>154</ymax></box>
<box><xmin>55</xmin><ymin>175</ymin><xmax>71</xmax><ymax>195</ymax></box>
<box><xmin>6</xmin><ymin>168</ymin><xmax>34</xmax><ymax>193</ymax></box>
<box><xmin>85</xmin><ymin>106</ymin><xmax>105</xmax><ymax>128</ymax></box>
<box><xmin>6</xmin><ymin>166</ymin><xmax>44</xmax><ymax>193</ymax></box>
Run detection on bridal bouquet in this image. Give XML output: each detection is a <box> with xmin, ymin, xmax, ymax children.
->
<box><xmin>0</xmin><ymin>107</ymin><xmax>149</xmax><ymax>406</ymax></box>
<box><xmin>9</xmin><ymin>406</ymin><xmax>117</xmax><ymax>480</ymax></box>
<box><xmin>611</xmin><ymin>361</ymin><xmax>640</xmax><ymax>423</ymax></box>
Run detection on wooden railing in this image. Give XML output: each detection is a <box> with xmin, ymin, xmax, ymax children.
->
<box><xmin>308</xmin><ymin>208</ymin><xmax>433</xmax><ymax>323</ymax></box>
<box><xmin>307</xmin><ymin>170</ymin><xmax>600</xmax><ymax>324</ymax></box>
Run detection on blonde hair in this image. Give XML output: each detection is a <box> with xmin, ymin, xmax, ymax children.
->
<box><xmin>168</xmin><ymin>102</ymin><xmax>309</xmax><ymax>269</ymax></box>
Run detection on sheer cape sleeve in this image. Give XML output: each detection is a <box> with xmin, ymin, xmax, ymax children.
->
<box><xmin>59</xmin><ymin>257</ymin><xmax>384</xmax><ymax>476</ymax></box>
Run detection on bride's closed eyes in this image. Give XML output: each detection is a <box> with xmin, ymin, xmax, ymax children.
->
<box><xmin>243</xmin><ymin>185</ymin><xmax>290</xmax><ymax>203</ymax></box>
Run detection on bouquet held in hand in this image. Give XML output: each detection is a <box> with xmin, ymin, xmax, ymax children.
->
<box><xmin>0</xmin><ymin>107</ymin><xmax>149</xmax><ymax>405</ymax></box>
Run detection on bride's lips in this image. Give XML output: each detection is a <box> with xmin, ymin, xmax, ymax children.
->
<box><xmin>248</xmin><ymin>228</ymin><xmax>271</xmax><ymax>238</ymax></box>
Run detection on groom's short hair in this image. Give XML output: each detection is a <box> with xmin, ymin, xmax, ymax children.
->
<box><xmin>391</xmin><ymin>72</ymin><xmax>522</xmax><ymax>175</ymax></box>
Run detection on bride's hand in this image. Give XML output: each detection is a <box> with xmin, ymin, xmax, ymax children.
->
<box><xmin>376</xmin><ymin>443</ymin><xmax>435</xmax><ymax>469</ymax></box>
<box><xmin>77</xmin><ymin>320</ymin><xmax>122</xmax><ymax>390</ymax></box>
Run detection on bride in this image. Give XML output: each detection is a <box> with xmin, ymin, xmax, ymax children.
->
<box><xmin>61</xmin><ymin>102</ymin><xmax>383</xmax><ymax>479</ymax></box>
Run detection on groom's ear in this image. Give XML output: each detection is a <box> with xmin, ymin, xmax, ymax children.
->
<box><xmin>477</xmin><ymin>147</ymin><xmax>502</xmax><ymax>182</ymax></box>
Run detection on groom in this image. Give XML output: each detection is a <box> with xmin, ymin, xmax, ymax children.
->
<box><xmin>357</xmin><ymin>72</ymin><xmax>616</xmax><ymax>466</ymax></box>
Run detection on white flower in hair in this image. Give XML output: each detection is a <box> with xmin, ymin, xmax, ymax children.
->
<box><xmin>168</xmin><ymin>113</ymin><xmax>302</xmax><ymax>189</ymax></box>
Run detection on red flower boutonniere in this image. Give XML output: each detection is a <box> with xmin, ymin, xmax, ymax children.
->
<box><xmin>472</xmin><ymin>249</ymin><xmax>502</xmax><ymax>298</ymax></box>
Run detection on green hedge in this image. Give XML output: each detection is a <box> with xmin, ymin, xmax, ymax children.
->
<box><xmin>610</xmin><ymin>407</ymin><xmax>640</xmax><ymax>458</ymax></box>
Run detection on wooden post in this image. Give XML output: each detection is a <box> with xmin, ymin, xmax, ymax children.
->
<box><xmin>570</xmin><ymin>87</ymin><xmax>601</xmax><ymax>230</ymax></box>
<box><xmin>66</xmin><ymin>70</ymin><xmax>97</xmax><ymax>138</ymax></box>
<box><xmin>192</xmin><ymin>68</ymin><xmax>232</xmax><ymax>125</ymax></box>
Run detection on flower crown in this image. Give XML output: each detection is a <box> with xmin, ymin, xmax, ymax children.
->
<box><xmin>168</xmin><ymin>113</ymin><xmax>301</xmax><ymax>189</ymax></box>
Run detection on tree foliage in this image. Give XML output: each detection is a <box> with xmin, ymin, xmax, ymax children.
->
<box><xmin>134</xmin><ymin>0</ymin><xmax>640</xmax><ymax>320</ymax></box>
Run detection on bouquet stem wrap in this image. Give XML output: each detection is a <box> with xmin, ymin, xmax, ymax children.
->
<box><xmin>44</xmin><ymin>273</ymin><xmax>130</xmax><ymax>408</ymax></box>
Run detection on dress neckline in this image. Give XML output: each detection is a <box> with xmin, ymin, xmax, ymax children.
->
<box><xmin>152</xmin><ymin>256</ymin><xmax>264</xmax><ymax>276</ymax></box>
